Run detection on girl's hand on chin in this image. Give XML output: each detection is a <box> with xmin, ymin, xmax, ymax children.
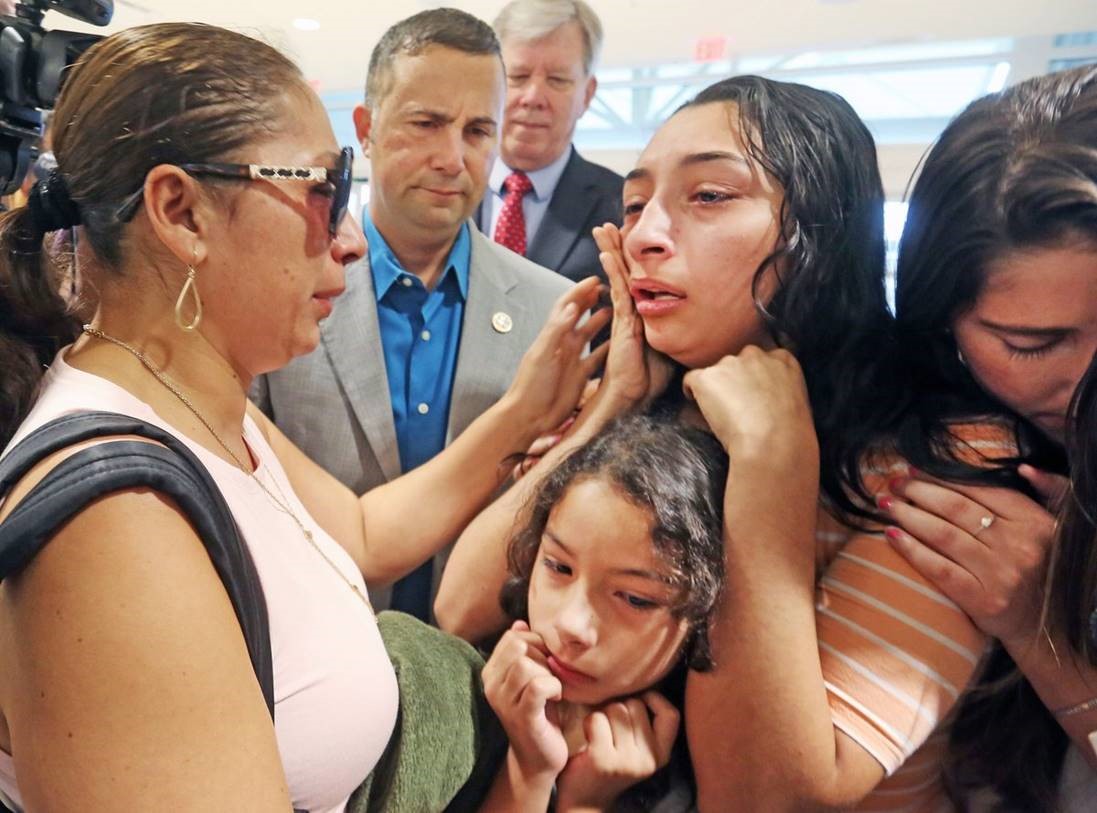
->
<box><xmin>683</xmin><ymin>346</ymin><xmax>816</xmax><ymax>461</ymax></box>
<box><xmin>592</xmin><ymin>223</ymin><xmax>675</xmax><ymax>412</ymax></box>
<box><xmin>556</xmin><ymin>691</ymin><xmax>680</xmax><ymax>812</ymax></box>
<box><xmin>482</xmin><ymin>621</ymin><xmax>569</xmax><ymax>780</ymax></box>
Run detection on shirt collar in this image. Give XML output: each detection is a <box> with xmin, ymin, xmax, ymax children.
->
<box><xmin>490</xmin><ymin>144</ymin><xmax>573</xmax><ymax>203</ymax></box>
<box><xmin>363</xmin><ymin>211</ymin><xmax>471</xmax><ymax>301</ymax></box>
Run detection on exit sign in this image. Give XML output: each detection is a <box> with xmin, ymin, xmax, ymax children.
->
<box><xmin>694</xmin><ymin>36</ymin><xmax>728</xmax><ymax>62</ymax></box>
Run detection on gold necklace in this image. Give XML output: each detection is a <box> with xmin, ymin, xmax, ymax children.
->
<box><xmin>81</xmin><ymin>324</ymin><xmax>374</xmax><ymax>615</ymax></box>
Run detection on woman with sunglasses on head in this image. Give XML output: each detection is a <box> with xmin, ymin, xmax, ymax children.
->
<box><xmin>874</xmin><ymin>65</ymin><xmax>1097</xmax><ymax>809</ymax></box>
<box><xmin>0</xmin><ymin>23</ymin><xmax>605</xmax><ymax>812</ymax></box>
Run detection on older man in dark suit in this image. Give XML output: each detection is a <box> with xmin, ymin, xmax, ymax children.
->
<box><xmin>476</xmin><ymin>0</ymin><xmax>623</xmax><ymax>283</ymax></box>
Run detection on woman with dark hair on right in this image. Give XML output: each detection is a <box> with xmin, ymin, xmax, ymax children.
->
<box><xmin>1048</xmin><ymin>352</ymin><xmax>1097</xmax><ymax>807</ymax></box>
<box><xmin>1053</xmin><ymin>350</ymin><xmax>1097</xmax><ymax>809</ymax></box>
<box><xmin>873</xmin><ymin>64</ymin><xmax>1097</xmax><ymax>810</ymax></box>
<box><xmin>1056</xmin><ymin>351</ymin><xmax>1097</xmax><ymax>665</ymax></box>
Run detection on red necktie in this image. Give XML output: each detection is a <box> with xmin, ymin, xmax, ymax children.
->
<box><xmin>493</xmin><ymin>171</ymin><xmax>534</xmax><ymax>256</ymax></box>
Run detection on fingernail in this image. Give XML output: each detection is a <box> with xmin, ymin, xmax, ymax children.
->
<box><xmin>876</xmin><ymin>495</ymin><xmax>893</xmax><ymax>511</ymax></box>
<box><xmin>888</xmin><ymin>476</ymin><xmax>906</xmax><ymax>492</ymax></box>
<box><xmin>885</xmin><ymin>526</ymin><xmax>902</xmax><ymax>542</ymax></box>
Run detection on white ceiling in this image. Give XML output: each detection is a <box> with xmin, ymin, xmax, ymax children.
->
<box><xmin>51</xmin><ymin>0</ymin><xmax>1097</xmax><ymax>96</ymax></box>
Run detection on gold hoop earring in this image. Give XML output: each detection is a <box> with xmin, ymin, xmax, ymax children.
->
<box><xmin>174</xmin><ymin>255</ymin><xmax>202</xmax><ymax>332</ymax></box>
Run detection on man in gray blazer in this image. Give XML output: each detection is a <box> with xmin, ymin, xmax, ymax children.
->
<box><xmin>252</xmin><ymin>9</ymin><xmax>571</xmax><ymax>618</ymax></box>
<box><xmin>476</xmin><ymin>0</ymin><xmax>624</xmax><ymax>283</ymax></box>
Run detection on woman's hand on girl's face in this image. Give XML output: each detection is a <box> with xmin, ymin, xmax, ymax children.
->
<box><xmin>482</xmin><ymin>621</ymin><xmax>569</xmax><ymax>779</ymax></box>
<box><xmin>505</xmin><ymin>277</ymin><xmax>611</xmax><ymax>439</ymax></box>
<box><xmin>556</xmin><ymin>691</ymin><xmax>680</xmax><ymax>812</ymax></box>
<box><xmin>592</xmin><ymin>223</ymin><xmax>675</xmax><ymax>411</ymax></box>
<box><xmin>510</xmin><ymin>379</ymin><xmax>601</xmax><ymax>480</ymax></box>
<box><xmin>880</xmin><ymin>468</ymin><xmax>1066</xmax><ymax>646</ymax></box>
<box><xmin>682</xmin><ymin>346</ymin><xmax>816</xmax><ymax>459</ymax></box>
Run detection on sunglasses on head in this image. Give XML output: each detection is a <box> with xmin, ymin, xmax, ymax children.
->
<box><xmin>115</xmin><ymin>146</ymin><xmax>355</xmax><ymax>238</ymax></box>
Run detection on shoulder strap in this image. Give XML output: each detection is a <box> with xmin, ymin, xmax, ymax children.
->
<box><xmin>0</xmin><ymin>411</ymin><xmax>274</xmax><ymax>719</ymax></box>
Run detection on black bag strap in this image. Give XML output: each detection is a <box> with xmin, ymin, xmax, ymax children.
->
<box><xmin>0</xmin><ymin>411</ymin><xmax>274</xmax><ymax>719</ymax></box>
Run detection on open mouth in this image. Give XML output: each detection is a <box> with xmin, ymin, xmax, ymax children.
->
<box><xmin>629</xmin><ymin>279</ymin><xmax>685</xmax><ymax>300</ymax></box>
<box><xmin>633</xmin><ymin>290</ymin><xmax>684</xmax><ymax>302</ymax></box>
<box><xmin>629</xmin><ymin>280</ymin><xmax>686</xmax><ymax>315</ymax></box>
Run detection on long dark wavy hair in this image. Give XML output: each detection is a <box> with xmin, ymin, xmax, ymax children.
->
<box><xmin>894</xmin><ymin>65</ymin><xmax>1097</xmax><ymax>811</ymax></box>
<box><xmin>657</xmin><ymin>75</ymin><xmax>904</xmax><ymax>526</ymax></box>
<box><xmin>1055</xmin><ymin>351</ymin><xmax>1097</xmax><ymax>665</ymax></box>
<box><xmin>500</xmin><ymin>413</ymin><xmax>728</xmax><ymax>672</ymax></box>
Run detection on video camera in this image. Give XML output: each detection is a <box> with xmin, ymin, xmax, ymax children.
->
<box><xmin>0</xmin><ymin>0</ymin><xmax>113</xmax><ymax>195</ymax></box>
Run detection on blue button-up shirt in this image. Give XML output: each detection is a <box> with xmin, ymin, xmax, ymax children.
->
<box><xmin>364</xmin><ymin>213</ymin><xmax>470</xmax><ymax>474</ymax></box>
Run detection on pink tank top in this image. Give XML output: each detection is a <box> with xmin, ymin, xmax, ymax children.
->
<box><xmin>0</xmin><ymin>354</ymin><xmax>399</xmax><ymax>812</ymax></box>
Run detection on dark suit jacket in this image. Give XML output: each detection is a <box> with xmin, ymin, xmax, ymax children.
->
<box><xmin>476</xmin><ymin>146</ymin><xmax>623</xmax><ymax>283</ymax></box>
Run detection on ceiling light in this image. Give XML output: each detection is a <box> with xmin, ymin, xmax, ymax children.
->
<box><xmin>293</xmin><ymin>18</ymin><xmax>321</xmax><ymax>31</ymax></box>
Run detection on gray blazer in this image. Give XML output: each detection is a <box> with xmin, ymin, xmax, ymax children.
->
<box><xmin>251</xmin><ymin>223</ymin><xmax>572</xmax><ymax>611</ymax></box>
<box><xmin>476</xmin><ymin>146</ymin><xmax>624</xmax><ymax>283</ymax></box>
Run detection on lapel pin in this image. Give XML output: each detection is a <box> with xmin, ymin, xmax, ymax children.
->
<box><xmin>492</xmin><ymin>311</ymin><xmax>513</xmax><ymax>334</ymax></box>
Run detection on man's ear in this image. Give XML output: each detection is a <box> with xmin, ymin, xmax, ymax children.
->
<box><xmin>352</xmin><ymin>103</ymin><xmax>373</xmax><ymax>152</ymax></box>
<box><xmin>141</xmin><ymin>165</ymin><xmax>210</xmax><ymax>267</ymax></box>
<box><xmin>581</xmin><ymin>75</ymin><xmax>597</xmax><ymax>114</ymax></box>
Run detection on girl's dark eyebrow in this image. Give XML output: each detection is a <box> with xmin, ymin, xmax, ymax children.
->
<box><xmin>979</xmin><ymin>319</ymin><xmax>1073</xmax><ymax>337</ymax></box>
<box><xmin>611</xmin><ymin>567</ymin><xmax>672</xmax><ymax>583</ymax></box>
<box><xmin>543</xmin><ymin>530</ymin><xmax>669</xmax><ymax>583</ymax></box>
<box><xmin>625</xmin><ymin>151</ymin><xmax>748</xmax><ymax>184</ymax></box>
<box><xmin>679</xmin><ymin>150</ymin><xmax>749</xmax><ymax>169</ymax></box>
<box><xmin>543</xmin><ymin>529</ymin><xmax>572</xmax><ymax>554</ymax></box>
